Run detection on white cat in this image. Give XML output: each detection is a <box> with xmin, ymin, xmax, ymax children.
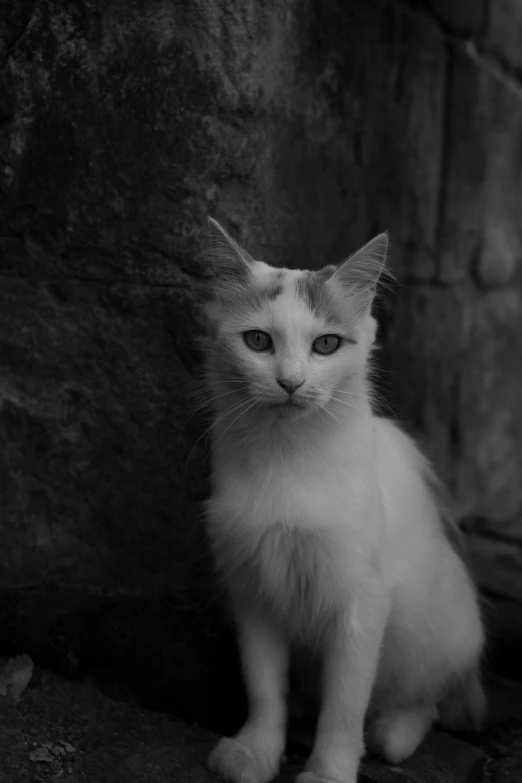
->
<box><xmin>203</xmin><ymin>218</ymin><xmax>485</xmax><ymax>783</ymax></box>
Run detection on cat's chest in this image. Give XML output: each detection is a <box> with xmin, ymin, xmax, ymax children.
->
<box><xmin>207</xmin><ymin>440</ymin><xmax>376</xmax><ymax>627</ymax></box>
<box><xmin>228</xmin><ymin>522</ymin><xmax>341</xmax><ymax>629</ymax></box>
<box><xmin>211</xmin><ymin>446</ymin><xmax>362</xmax><ymax>534</ymax></box>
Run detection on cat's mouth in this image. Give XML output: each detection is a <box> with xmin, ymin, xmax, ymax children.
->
<box><xmin>267</xmin><ymin>399</ymin><xmax>304</xmax><ymax>409</ymax></box>
<box><xmin>265</xmin><ymin>399</ymin><xmax>307</xmax><ymax>417</ymax></box>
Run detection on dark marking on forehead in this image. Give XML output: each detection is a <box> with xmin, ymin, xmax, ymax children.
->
<box><xmin>296</xmin><ymin>267</ymin><xmax>359</xmax><ymax>331</ymax></box>
<box><xmin>214</xmin><ymin>269</ymin><xmax>285</xmax><ymax>313</ymax></box>
<box><xmin>315</xmin><ymin>265</ymin><xmax>337</xmax><ymax>283</ymax></box>
<box><xmin>296</xmin><ymin>269</ymin><xmax>334</xmax><ymax>319</ymax></box>
<box><xmin>263</xmin><ymin>270</ymin><xmax>285</xmax><ymax>301</ymax></box>
<box><xmin>242</xmin><ymin>270</ymin><xmax>285</xmax><ymax>311</ymax></box>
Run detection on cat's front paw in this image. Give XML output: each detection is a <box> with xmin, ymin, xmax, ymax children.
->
<box><xmin>208</xmin><ymin>736</ymin><xmax>280</xmax><ymax>783</ymax></box>
<box><xmin>295</xmin><ymin>752</ymin><xmax>359</xmax><ymax>783</ymax></box>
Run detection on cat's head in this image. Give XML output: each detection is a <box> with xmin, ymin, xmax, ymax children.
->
<box><xmin>203</xmin><ymin>218</ymin><xmax>390</xmax><ymax>422</ymax></box>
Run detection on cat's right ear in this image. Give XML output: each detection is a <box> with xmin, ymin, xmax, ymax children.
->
<box><xmin>206</xmin><ymin>218</ymin><xmax>254</xmax><ymax>290</ymax></box>
<box><xmin>330</xmin><ymin>232</ymin><xmax>391</xmax><ymax>314</ymax></box>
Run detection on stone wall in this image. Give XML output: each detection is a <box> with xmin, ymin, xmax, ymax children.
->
<box><xmin>0</xmin><ymin>0</ymin><xmax>521</xmax><ymax>727</ymax></box>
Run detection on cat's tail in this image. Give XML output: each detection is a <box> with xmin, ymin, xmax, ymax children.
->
<box><xmin>438</xmin><ymin>665</ymin><xmax>486</xmax><ymax>732</ymax></box>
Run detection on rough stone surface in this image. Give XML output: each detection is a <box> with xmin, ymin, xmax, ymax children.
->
<box><xmin>355</xmin><ymin>1</ymin><xmax>446</xmax><ymax>280</ymax></box>
<box><xmin>486</xmin><ymin>0</ymin><xmax>522</xmax><ymax>75</ymax></box>
<box><xmin>491</xmin><ymin>758</ymin><xmax>522</xmax><ymax>783</ymax></box>
<box><xmin>6</xmin><ymin>661</ymin><xmax>522</xmax><ymax>783</ymax></box>
<box><xmin>0</xmin><ymin>662</ymin><xmax>218</xmax><ymax>783</ymax></box>
<box><xmin>437</xmin><ymin>46</ymin><xmax>522</xmax><ymax>286</ymax></box>
<box><xmin>456</xmin><ymin>289</ymin><xmax>522</xmax><ymax>521</ymax></box>
<box><xmin>466</xmin><ymin>534</ymin><xmax>522</xmax><ymax>605</ymax></box>
<box><xmin>423</xmin><ymin>0</ymin><xmax>489</xmax><ymax>35</ymax></box>
<box><xmin>485</xmin><ymin>681</ymin><xmax>522</xmax><ymax>782</ymax></box>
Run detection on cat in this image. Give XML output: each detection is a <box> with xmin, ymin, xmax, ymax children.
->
<box><xmin>202</xmin><ymin>218</ymin><xmax>485</xmax><ymax>783</ymax></box>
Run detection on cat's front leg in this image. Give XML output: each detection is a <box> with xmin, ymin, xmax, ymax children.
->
<box><xmin>208</xmin><ymin>607</ymin><xmax>288</xmax><ymax>783</ymax></box>
<box><xmin>298</xmin><ymin>592</ymin><xmax>389</xmax><ymax>783</ymax></box>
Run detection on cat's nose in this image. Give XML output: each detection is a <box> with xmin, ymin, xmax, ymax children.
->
<box><xmin>277</xmin><ymin>379</ymin><xmax>304</xmax><ymax>395</ymax></box>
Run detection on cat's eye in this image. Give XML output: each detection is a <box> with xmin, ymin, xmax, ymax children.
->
<box><xmin>244</xmin><ymin>330</ymin><xmax>273</xmax><ymax>352</ymax></box>
<box><xmin>312</xmin><ymin>334</ymin><xmax>341</xmax><ymax>355</ymax></box>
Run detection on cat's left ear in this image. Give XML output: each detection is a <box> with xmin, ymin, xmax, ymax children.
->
<box><xmin>206</xmin><ymin>217</ymin><xmax>254</xmax><ymax>289</ymax></box>
<box><xmin>330</xmin><ymin>232</ymin><xmax>390</xmax><ymax>311</ymax></box>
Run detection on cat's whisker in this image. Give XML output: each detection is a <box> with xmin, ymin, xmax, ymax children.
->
<box><xmin>191</xmin><ymin>375</ymin><xmax>251</xmax><ymax>390</ymax></box>
<box><xmin>330</xmin><ymin>395</ymin><xmax>364</xmax><ymax>414</ymax></box>
<box><xmin>313</xmin><ymin>386</ymin><xmax>363</xmax><ymax>402</ymax></box>
<box><xmin>368</xmin><ymin>366</ymin><xmax>396</xmax><ymax>376</ymax></box>
<box><xmin>184</xmin><ymin>396</ymin><xmax>253</xmax><ymax>475</ymax></box>
<box><xmin>329</xmin><ymin>389</ymin><xmax>362</xmax><ymax>397</ymax></box>
<box><xmin>211</xmin><ymin>397</ymin><xmax>254</xmax><ymax>430</ymax></box>
<box><xmin>179</xmin><ymin>386</ymin><xmax>251</xmax><ymax>443</ymax></box>
<box><xmin>328</xmin><ymin>384</ymin><xmax>396</xmax><ymax>419</ymax></box>
<box><xmin>320</xmin><ymin>402</ymin><xmax>344</xmax><ymax>429</ymax></box>
<box><xmin>202</xmin><ymin>397</ymin><xmax>257</xmax><ymax>452</ymax></box>
<box><xmin>191</xmin><ymin>380</ymin><xmax>251</xmax><ymax>403</ymax></box>
<box><xmin>373</xmin><ymin>398</ymin><xmax>396</xmax><ymax>418</ymax></box>
<box><xmin>317</xmin><ymin>401</ymin><xmax>363</xmax><ymax>462</ymax></box>
<box><xmin>202</xmin><ymin>399</ymin><xmax>259</xmax><ymax>467</ymax></box>
<box><xmin>171</xmin><ymin>351</ymin><xmax>198</xmax><ymax>382</ymax></box>
<box><xmin>194</xmin><ymin>386</ymin><xmax>251</xmax><ymax>412</ymax></box>
<box><xmin>184</xmin><ymin>427</ymin><xmax>213</xmax><ymax>479</ymax></box>
<box><xmin>212</xmin><ymin>399</ymin><xmax>259</xmax><ymax>449</ymax></box>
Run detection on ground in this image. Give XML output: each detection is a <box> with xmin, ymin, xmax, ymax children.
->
<box><xmin>2</xmin><ymin>659</ymin><xmax>522</xmax><ymax>783</ymax></box>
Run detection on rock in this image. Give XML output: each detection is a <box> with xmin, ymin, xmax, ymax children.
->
<box><xmin>466</xmin><ymin>534</ymin><xmax>522</xmax><ymax>606</ymax></box>
<box><xmin>57</xmin><ymin>741</ymin><xmax>76</xmax><ymax>753</ymax></box>
<box><xmin>0</xmin><ymin>0</ymin><xmax>33</xmax><ymax>62</ymax></box>
<box><xmin>437</xmin><ymin>46</ymin><xmax>522</xmax><ymax>285</ymax></box>
<box><xmin>3</xmin><ymin>666</ymin><xmax>219</xmax><ymax>783</ymax></box>
<box><xmin>486</xmin><ymin>0</ymin><xmax>522</xmax><ymax>75</ymax></box>
<box><xmin>29</xmin><ymin>747</ymin><xmax>55</xmax><ymax>763</ymax></box>
<box><xmin>486</xmin><ymin>675</ymin><xmax>522</xmax><ymax>728</ymax></box>
<box><xmin>0</xmin><ymin>273</ymin><xmax>238</xmax><ymax>727</ymax></box>
<box><xmin>346</xmin><ymin>1</ymin><xmax>445</xmax><ymax>280</ymax></box>
<box><xmin>422</xmin><ymin>0</ymin><xmax>488</xmax><ymax>35</ymax></box>
<box><xmin>0</xmin><ymin>654</ymin><xmax>33</xmax><ymax>705</ymax></box>
<box><xmin>486</xmin><ymin>720</ymin><xmax>522</xmax><ymax>782</ymax></box>
<box><xmin>492</xmin><ymin>758</ymin><xmax>522</xmax><ymax>783</ymax></box>
<box><xmin>455</xmin><ymin>288</ymin><xmax>522</xmax><ymax>521</ymax></box>
<box><xmin>476</xmin><ymin>220</ymin><xmax>520</xmax><ymax>289</ymax></box>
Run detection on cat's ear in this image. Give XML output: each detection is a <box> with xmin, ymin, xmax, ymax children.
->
<box><xmin>206</xmin><ymin>217</ymin><xmax>254</xmax><ymax>288</ymax></box>
<box><xmin>330</xmin><ymin>232</ymin><xmax>390</xmax><ymax>311</ymax></box>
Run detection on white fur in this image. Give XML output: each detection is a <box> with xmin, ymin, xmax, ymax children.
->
<box><xmin>203</xmin><ymin>223</ymin><xmax>485</xmax><ymax>783</ymax></box>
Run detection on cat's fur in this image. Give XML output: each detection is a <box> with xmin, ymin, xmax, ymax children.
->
<box><xmin>202</xmin><ymin>218</ymin><xmax>485</xmax><ymax>783</ymax></box>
